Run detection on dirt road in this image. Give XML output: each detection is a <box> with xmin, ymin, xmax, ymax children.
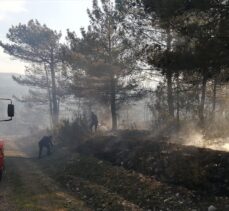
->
<box><xmin>0</xmin><ymin>138</ymin><xmax>90</xmax><ymax>211</ymax></box>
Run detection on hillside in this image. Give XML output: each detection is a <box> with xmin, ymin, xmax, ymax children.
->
<box><xmin>0</xmin><ymin>73</ymin><xmax>27</xmax><ymax>98</ymax></box>
<box><xmin>0</xmin><ymin>73</ymin><xmax>49</xmax><ymax>137</ymax></box>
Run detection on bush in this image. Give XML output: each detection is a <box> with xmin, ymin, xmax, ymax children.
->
<box><xmin>55</xmin><ymin>119</ymin><xmax>89</xmax><ymax>146</ymax></box>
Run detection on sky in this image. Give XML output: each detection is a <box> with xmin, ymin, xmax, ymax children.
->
<box><xmin>0</xmin><ymin>0</ymin><xmax>93</xmax><ymax>74</ymax></box>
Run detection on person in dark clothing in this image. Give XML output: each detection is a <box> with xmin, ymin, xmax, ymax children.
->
<box><xmin>38</xmin><ymin>136</ymin><xmax>53</xmax><ymax>158</ymax></box>
<box><xmin>90</xmin><ymin>112</ymin><xmax>98</xmax><ymax>132</ymax></box>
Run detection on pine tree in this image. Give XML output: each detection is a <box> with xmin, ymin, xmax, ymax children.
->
<box><xmin>0</xmin><ymin>20</ymin><xmax>63</xmax><ymax>125</ymax></box>
<box><xmin>65</xmin><ymin>0</ymin><xmax>145</xmax><ymax>130</ymax></box>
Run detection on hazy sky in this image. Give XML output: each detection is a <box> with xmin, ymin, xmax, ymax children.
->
<box><xmin>0</xmin><ymin>0</ymin><xmax>93</xmax><ymax>74</ymax></box>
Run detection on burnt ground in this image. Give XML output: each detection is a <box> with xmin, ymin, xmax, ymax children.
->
<box><xmin>77</xmin><ymin>131</ymin><xmax>229</xmax><ymax>196</ymax></box>
<box><xmin>0</xmin><ymin>131</ymin><xmax>229</xmax><ymax>210</ymax></box>
<box><xmin>74</xmin><ymin>130</ymin><xmax>229</xmax><ymax>210</ymax></box>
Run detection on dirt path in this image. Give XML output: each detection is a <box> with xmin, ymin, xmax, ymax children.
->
<box><xmin>0</xmin><ymin>138</ymin><xmax>91</xmax><ymax>211</ymax></box>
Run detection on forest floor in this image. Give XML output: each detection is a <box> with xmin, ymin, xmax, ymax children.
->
<box><xmin>0</xmin><ymin>131</ymin><xmax>229</xmax><ymax>210</ymax></box>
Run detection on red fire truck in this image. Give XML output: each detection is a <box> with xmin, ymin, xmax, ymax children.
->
<box><xmin>0</xmin><ymin>99</ymin><xmax>14</xmax><ymax>181</ymax></box>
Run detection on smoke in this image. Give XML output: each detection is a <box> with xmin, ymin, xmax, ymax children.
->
<box><xmin>170</xmin><ymin>122</ymin><xmax>229</xmax><ymax>152</ymax></box>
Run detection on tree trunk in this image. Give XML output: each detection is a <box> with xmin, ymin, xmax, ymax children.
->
<box><xmin>110</xmin><ymin>76</ymin><xmax>117</xmax><ymax>130</ymax></box>
<box><xmin>107</xmin><ymin>16</ymin><xmax>117</xmax><ymax>130</ymax></box>
<box><xmin>212</xmin><ymin>75</ymin><xmax>218</xmax><ymax>117</ymax></box>
<box><xmin>176</xmin><ymin>73</ymin><xmax>180</xmax><ymax>129</ymax></box>
<box><xmin>45</xmin><ymin>66</ymin><xmax>53</xmax><ymax>128</ymax></box>
<box><xmin>166</xmin><ymin>27</ymin><xmax>174</xmax><ymax>119</ymax></box>
<box><xmin>167</xmin><ymin>71</ymin><xmax>174</xmax><ymax>118</ymax></box>
<box><xmin>199</xmin><ymin>72</ymin><xmax>207</xmax><ymax>127</ymax></box>
<box><xmin>50</xmin><ymin>49</ymin><xmax>59</xmax><ymax>125</ymax></box>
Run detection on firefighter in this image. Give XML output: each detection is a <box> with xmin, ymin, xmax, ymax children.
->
<box><xmin>90</xmin><ymin>112</ymin><xmax>98</xmax><ymax>132</ymax></box>
<box><xmin>38</xmin><ymin>136</ymin><xmax>53</xmax><ymax>158</ymax></box>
